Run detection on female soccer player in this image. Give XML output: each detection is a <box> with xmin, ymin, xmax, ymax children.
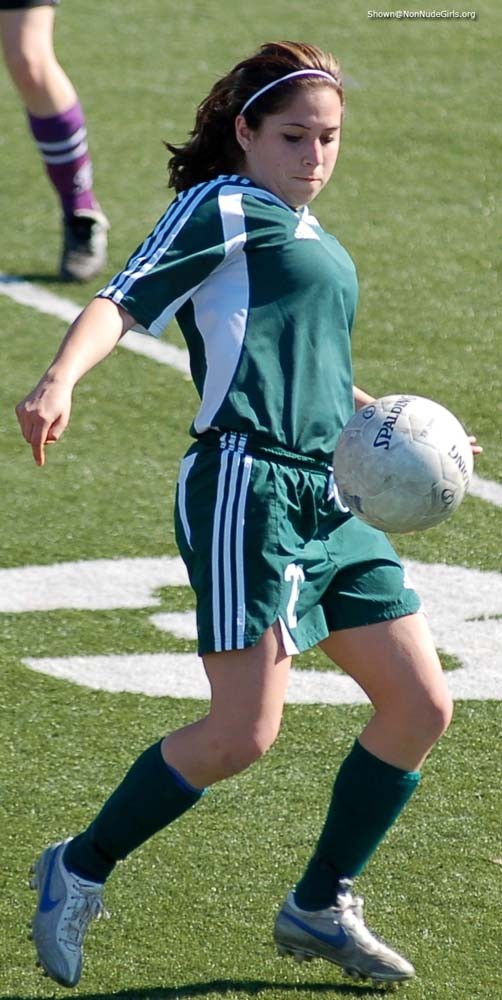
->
<box><xmin>16</xmin><ymin>40</ymin><xmax>481</xmax><ymax>989</ymax></box>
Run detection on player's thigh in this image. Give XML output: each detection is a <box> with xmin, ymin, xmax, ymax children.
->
<box><xmin>0</xmin><ymin>5</ymin><xmax>56</xmax><ymax>75</ymax></box>
<box><xmin>320</xmin><ymin>612</ymin><xmax>451</xmax><ymax>722</ymax></box>
<box><xmin>203</xmin><ymin>620</ymin><xmax>291</xmax><ymax>753</ymax></box>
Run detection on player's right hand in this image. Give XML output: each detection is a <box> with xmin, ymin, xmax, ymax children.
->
<box><xmin>15</xmin><ymin>378</ymin><xmax>73</xmax><ymax>467</ymax></box>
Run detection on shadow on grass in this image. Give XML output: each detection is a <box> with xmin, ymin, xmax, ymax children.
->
<box><xmin>1</xmin><ymin>271</ymin><xmax>93</xmax><ymax>290</ymax></box>
<box><xmin>0</xmin><ymin>272</ymin><xmax>59</xmax><ymax>285</ymax></box>
<box><xmin>0</xmin><ymin>978</ymin><xmax>386</xmax><ymax>1000</ymax></box>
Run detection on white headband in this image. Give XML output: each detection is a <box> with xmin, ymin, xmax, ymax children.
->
<box><xmin>240</xmin><ymin>69</ymin><xmax>338</xmax><ymax>115</ymax></box>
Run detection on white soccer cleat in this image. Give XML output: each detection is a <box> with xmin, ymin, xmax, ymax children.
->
<box><xmin>274</xmin><ymin>881</ymin><xmax>415</xmax><ymax>984</ymax></box>
<box><xmin>29</xmin><ymin>838</ymin><xmax>108</xmax><ymax>987</ymax></box>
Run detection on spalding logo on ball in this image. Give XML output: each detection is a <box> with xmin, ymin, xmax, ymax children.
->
<box><xmin>333</xmin><ymin>395</ymin><xmax>473</xmax><ymax>533</ymax></box>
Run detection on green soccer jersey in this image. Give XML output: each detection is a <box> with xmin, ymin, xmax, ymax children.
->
<box><xmin>98</xmin><ymin>174</ymin><xmax>358</xmax><ymax>460</ymax></box>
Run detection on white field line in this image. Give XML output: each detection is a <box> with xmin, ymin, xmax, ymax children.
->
<box><xmin>0</xmin><ymin>553</ymin><xmax>498</xmax><ymax>701</ymax></box>
<box><xmin>469</xmin><ymin>473</ymin><xmax>502</xmax><ymax>508</ymax></box>
<box><xmin>1</xmin><ymin>272</ymin><xmax>500</xmax><ymax>507</ymax></box>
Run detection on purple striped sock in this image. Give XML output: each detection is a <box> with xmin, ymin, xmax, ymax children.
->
<box><xmin>28</xmin><ymin>101</ymin><xmax>97</xmax><ymax>218</ymax></box>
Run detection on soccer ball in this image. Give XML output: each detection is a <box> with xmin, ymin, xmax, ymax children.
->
<box><xmin>333</xmin><ymin>395</ymin><xmax>473</xmax><ymax>533</ymax></box>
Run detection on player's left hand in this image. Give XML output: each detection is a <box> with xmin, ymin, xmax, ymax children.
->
<box><xmin>468</xmin><ymin>435</ymin><xmax>483</xmax><ymax>457</ymax></box>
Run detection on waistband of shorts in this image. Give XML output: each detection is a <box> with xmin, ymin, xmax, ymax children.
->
<box><xmin>194</xmin><ymin>430</ymin><xmax>332</xmax><ymax>473</ymax></box>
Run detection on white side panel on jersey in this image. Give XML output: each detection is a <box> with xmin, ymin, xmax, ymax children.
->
<box><xmin>192</xmin><ymin>189</ymin><xmax>249</xmax><ymax>433</ymax></box>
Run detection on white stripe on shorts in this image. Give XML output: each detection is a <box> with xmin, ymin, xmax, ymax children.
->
<box><xmin>235</xmin><ymin>456</ymin><xmax>253</xmax><ymax>647</ymax></box>
<box><xmin>211</xmin><ymin>448</ymin><xmax>253</xmax><ymax>652</ymax></box>
<box><xmin>223</xmin><ymin>455</ymin><xmax>242</xmax><ymax>649</ymax></box>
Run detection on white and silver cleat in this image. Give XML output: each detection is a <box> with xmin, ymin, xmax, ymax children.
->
<box><xmin>29</xmin><ymin>838</ymin><xmax>108</xmax><ymax>987</ymax></box>
<box><xmin>274</xmin><ymin>880</ymin><xmax>415</xmax><ymax>985</ymax></box>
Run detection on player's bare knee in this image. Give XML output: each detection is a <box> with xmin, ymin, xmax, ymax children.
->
<box><xmin>213</xmin><ymin>722</ymin><xmax>280</xmax><ymax>778</ymax></box>
<box><xmin>426</xmin><ymin>688</ymin><xmax>453</xmax><ymax>741</ymax></box>
<box><xmin>406</xmin><ymin>686</ymin><xmax>453</xmax><ymax>747</ymax></box>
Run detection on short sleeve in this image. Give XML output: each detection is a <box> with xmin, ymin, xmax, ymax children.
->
<box><xmin>97</xmin><ymin>192</ymin><xmax>228</xmax><ymax>337</ymax></box>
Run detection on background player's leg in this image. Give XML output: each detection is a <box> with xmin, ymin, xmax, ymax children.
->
<box><xmin>0</xmin><ymin>6</ymin><xmax>75</xmax><ymax>114</ymax></box>
<box><xmin>0</xmin><ymin>6</ymin><xmax>108</xmax><ymax>280</ymax></box>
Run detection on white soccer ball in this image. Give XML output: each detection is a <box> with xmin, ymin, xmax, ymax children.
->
<box><xmin>333</xmin><ymin>395</ymin><xmax>473</xmax><ymax>533</ymax></box>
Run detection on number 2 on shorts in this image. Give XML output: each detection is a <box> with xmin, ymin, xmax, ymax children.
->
<box><xmin>284</xmin><ymin>563</ymin><xmax>305</xmax><ymax>629</ymax></box>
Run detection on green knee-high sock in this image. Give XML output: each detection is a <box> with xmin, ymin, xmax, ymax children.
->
<box><xmin>64</xmin><ymin>741</ymin><xmax>204</xmax><ymax>883</ymax></box>
<box><xmin>295</xmin><ymin>739</ymin><xmax>420</xmax><ymax>910</ymax></box>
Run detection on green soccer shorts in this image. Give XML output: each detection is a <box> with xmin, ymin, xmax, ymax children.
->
<box><xmin>174</xmin><ymin>431</ymin><xmax>421</xmax><ymax>656</ymax></box>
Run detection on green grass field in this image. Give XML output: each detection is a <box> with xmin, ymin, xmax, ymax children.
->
<box><xmin>1</xmin><ymin>2</ymin><xmax>501</xmax><ymax>998</ymax></box>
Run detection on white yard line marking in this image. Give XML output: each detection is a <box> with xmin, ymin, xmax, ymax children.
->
<box><xmin>1</xmin><ymin>555</ymin><xmax>500</xmax><ymax>701</ymax></box>
<box><xmin>0</xmin><ymin>272</ymin><xmax>500</xmax><ymax>506</ymax></box>
<box><xmin>469</xmin><ymin>473</ymin><xmax>502</xmax><ymax>508</ymax></box>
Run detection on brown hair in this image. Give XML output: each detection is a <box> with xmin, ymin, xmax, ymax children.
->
<box><xmin>167</xmin><ymin>41</ymin><xmax>343</xmax><ymax>193</ymax></box>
